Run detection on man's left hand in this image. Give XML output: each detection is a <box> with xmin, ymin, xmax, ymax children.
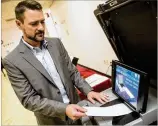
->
<box><xmin>87</xmin><ymin>91</ymin><xmax>109</xmax><ymax>104</ymax></box>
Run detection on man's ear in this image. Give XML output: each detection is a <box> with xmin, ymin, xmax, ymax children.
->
<box><xmin>15</xmin><ymin>19</ymin><xmax>23</xmax><ymax>30</ymax></box>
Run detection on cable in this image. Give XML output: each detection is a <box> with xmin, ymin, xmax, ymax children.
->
<box><xmin>106</xmin><ymin>62</ymin><xmax>112</xmax><ymax>74</ymax></box>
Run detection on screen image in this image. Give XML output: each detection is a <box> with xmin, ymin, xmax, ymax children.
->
<box><xmin>115</xmin><ymin>65</ymin><xmax>140</xmax><ymax>108</ymax></box>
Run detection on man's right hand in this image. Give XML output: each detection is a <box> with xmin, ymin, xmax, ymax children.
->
<box><xmin>66</xmin><ymin>104</ymin><xmax>87</xmax><ymax>121</ymax></box>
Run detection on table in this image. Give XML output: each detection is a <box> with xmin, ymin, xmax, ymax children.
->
<box><xmin>76</xmin><ymin>65</ymin><xmax>111</xmax><ymax>100</ymax></box>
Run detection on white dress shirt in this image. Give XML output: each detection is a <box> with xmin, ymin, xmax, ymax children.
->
<box><xmin>22</xmin><ymin>39</ymin><xmax>70</xmax><ymax>103</ymax></box>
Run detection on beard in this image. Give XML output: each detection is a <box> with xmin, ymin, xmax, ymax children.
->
<box><xmin>24</xmin><ymin>30</ymin><xmax>45</xmax><ymax>43</ymax></box>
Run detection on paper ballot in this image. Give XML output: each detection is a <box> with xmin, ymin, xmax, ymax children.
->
<box><xmin>83</xmin><ymin>103</ymin><xmax>132</xmax><ymax>117</ymax></box>
<box><xmin>85</xmin><ymin>74</ymin><xmax>109</xmax><ymax>87</ymax></box>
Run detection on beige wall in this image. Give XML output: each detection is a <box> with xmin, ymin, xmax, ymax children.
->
<box><xmin>1</xmin><ymin>20</ymin><xmax>22</xmax><ymax>58</ymax></box>
<box><xmin>50</xmin><ymin>1</ymin><xmax>118</xmax><ymax>75</ymax></box>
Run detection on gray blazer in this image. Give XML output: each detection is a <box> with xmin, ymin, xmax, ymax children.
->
<box><xmin>3</xmin><ymin>37</ymin><xmax>93</xmax><ymax>125</ymax></box>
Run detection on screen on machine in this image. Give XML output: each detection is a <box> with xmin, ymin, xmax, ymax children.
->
<box><xmin>114</xmin><ymin>65</ymin><xmax>140</xmax><ymax>109</ymax></box>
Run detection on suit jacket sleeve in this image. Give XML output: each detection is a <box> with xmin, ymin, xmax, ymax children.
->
<box><xmin>57</xmin><ymin>38</ymin><xmax>93</xmax><ymax>95</ymax></box>
<box><xmin>3</xmin><ymin>58</ymin><xmax>68</xmax><ymax>119</ymax></box>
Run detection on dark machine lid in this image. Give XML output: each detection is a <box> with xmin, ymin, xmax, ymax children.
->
<box><xmin>94</xmin><ymin>0</ymin><xmax>157</xmax><ymax>88</ymax></box>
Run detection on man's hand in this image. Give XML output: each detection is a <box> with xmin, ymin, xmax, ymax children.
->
<box><xmin>87</xmin><ymin>91</ymin><xmax>109</xmax><ymax>104</ymax></box>
<box><xmin>66</xmin><ymin>104</ymin><xmax>87</xmax><ymax>121</ymax></box>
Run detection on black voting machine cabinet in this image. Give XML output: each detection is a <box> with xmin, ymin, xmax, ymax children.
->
<box><xmin>94</xmin><ymin>0</ymin><xmax>157</xmax><ymax>88</ymax></box>
<box><xmin>83</xmin><ymin>0</ymin><xmax>157</xmax><ymax>125</ymax></box>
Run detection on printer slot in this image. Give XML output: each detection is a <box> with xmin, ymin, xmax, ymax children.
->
<box><xmin>112</xmin><ymin>111</ymin><xmax>140</xmax><ymax>125</ymax></box>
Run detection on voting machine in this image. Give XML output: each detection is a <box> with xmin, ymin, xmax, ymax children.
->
<box><xmin>78</xmin><ymin>0</ymin><xmax>157</xmax><ymax>125</ymax></box>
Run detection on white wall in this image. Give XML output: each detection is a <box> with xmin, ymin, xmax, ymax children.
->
<box><xmin>50</xmin><ymin>1</ymin><xmax>118</xmax><ymax>75</ymax></box>
<box><xmin>1</xmin><ymin>20</ymin><xmax>22</xmax><ymax>58</ymax></box>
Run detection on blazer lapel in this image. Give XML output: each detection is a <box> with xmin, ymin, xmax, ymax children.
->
<box><xmin>47</xmin><ymin>42</ymin><xmax>70</xmax><ymax>96</ymax></box>
<box><xmin>18</xmin><ymin>40</ymin><xmax>55</xmax><ymax>85</ymax></box>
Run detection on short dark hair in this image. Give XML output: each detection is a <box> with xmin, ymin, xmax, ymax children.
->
<box><xmin>15</xmin><ymin>0</ymin><xmax>42</xmax><ymax>23</ymax></box>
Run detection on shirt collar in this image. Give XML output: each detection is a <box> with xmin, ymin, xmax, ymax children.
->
<box><xmin>22</xmin><ymin>38</ymin><xmax>48</xmax><ymax>51</ymax></box>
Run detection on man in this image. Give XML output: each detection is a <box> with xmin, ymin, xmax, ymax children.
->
<box><xmin>3</xmin><ymin>0</ymin><xmax>109</xmax><ymax>125</ymax></box>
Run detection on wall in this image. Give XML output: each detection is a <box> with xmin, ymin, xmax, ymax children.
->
<box><xmin>50</xmin><ymin>1</ymin><xmax>118</xmax><ymax>75</ymax></box>
<box><xmin>1</xmin><ymin>20</ymin><xmax>22</xmax><ymax>58</ymax></box>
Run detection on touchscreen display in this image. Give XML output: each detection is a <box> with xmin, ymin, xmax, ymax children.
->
<box><xmin>115</xmin><ymin>65</ymin><xmax>140</xmax><ymax>108</ymax></box>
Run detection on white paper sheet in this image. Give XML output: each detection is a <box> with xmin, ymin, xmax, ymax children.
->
<box><xmin>85</xmin><ymin>74</ymin><xmax>109</xmax><ymax>87</ymax></box>
<box><xmin>83</xmin><ymin>103</ymin><xmax>132</xmax><ymax>117</ymax></box>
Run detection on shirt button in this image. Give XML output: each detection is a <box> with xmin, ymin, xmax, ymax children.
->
<box><xmin>57</xmin><ymin>90</ymin><xmax>60</xmax><ymax>94</ymax></box>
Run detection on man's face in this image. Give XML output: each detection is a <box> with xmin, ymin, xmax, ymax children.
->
<box><xmin>17</xmin><ymin>9</ymin><xmax>45</xmax><ymax>43</ymax></box>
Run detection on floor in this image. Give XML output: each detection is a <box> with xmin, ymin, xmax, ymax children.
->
<box><xmin>2</xmin><ymin>70</ymin><xmax>37</xmax><ymax>125</ymax></box>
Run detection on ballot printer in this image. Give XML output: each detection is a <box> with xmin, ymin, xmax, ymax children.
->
<box><xmin>78</xmin><ymin>0</ymin><xmax>157</xmax><ymax>125</ymax></box>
